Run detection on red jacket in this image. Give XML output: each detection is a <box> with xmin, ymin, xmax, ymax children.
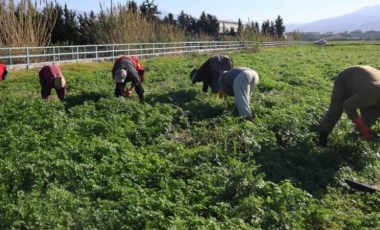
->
<box><xmin>39</xmin><ymin>65</ymin><xmax>66</xmax><ymax>100</ymax></box>
<box><xmin>112</xmin><ymin>56</ymin><xmax>145</xmax><ymax>99</ymax></box>
<box><xmin>0</xmin><ymin>64</ymin><xmax>7</xmax><ymax>81</ymax></box>
<box><xmin>112</xmin><ymin>56</ymin><xmax>145</xmax><ymax>83</ymax></box>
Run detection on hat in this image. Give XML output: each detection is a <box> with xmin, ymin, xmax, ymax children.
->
<box><xmin>54</xmin><ymin>76</ymin><xmax>66</xmax><ymax>89</ymax></box>
<box><xmin>115</xmin><ymin>68</ymin><xmax>127</xmax><ymax>83</ymax></box>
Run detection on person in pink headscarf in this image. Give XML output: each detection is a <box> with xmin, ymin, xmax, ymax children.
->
<box><xmin>39</xmin><ymin>64</ymin><xmax>67</xmax><ymax>101</ymax></box>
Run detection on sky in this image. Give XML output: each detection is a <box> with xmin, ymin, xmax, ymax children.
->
<box><xmin>58</xmin><ymin>0</ymin><xmax>380</xmax><ymax>24</ymax></box>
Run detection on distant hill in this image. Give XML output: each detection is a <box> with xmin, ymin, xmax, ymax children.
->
<box><xmin>286</xmin><ymin>4</ymin><xmax>380</xmax><ymax>33</ymax></box>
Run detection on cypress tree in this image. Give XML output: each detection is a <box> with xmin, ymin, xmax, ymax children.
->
<box><xmin>275</xmin><ymin>15</ymin><xmax>286</xmax><ymax>38</ymax></box>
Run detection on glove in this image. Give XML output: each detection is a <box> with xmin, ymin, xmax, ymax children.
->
<box><xmin>353</xmin><ymin>117</ymin><xmax>372</xmax><ymax>140</ymax></box>
<box><xmin>218</xmin><ymin>89</ymin><xmax>225</xmax><ymax>99</ymax></box>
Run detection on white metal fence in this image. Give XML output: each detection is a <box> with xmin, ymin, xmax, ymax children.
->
<box><xmin>0</xmin><ymin>40</ymin><xmax>301</xmax><ymax>70</ymax></box>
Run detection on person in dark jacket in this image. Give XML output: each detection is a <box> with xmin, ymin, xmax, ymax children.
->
<box><xmin>218</xmin><ymin>67</ymin><xmax>259</xmax><ymax>121</ymax></box>
<box><xmin>318</xmin><ymin>65</ymin><xmax>380</xmax><ymax>147</ymax></box>
<box><xmin>39</xmin><ymin>64</ymin><xmax>67</xmax><ymax>101</ymax></box>
<box><xmin>190</xmin><ymin>54</ymin><xmax>233</xmax><ymax>93</ymax></box>
<box><xmin>0</xmin><ymin>64</ymin><xmax>8</xmax><ymax>81</ymax></box>
<box><xmin>112</xmin><ymin>55</ymin><xmax>145</xmax><ymax>102</ymax></box>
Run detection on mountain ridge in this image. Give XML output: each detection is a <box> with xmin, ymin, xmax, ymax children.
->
<box><xmin>286</xmin><ymin>4</ymin><xmax>380</xmax><ymax>33</ymax></box>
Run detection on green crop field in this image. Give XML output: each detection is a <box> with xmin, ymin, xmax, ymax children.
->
<box><xmin>0</xmin><ymin>43</ymin><xmax>379</xmax><ymax>229</ymax></box>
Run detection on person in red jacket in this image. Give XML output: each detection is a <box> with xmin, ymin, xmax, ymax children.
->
<box><xmin>112</xmin><ymin>55</ymin><xmax>145</xmax><ymax>102</ymax></box>
<box><xmin>39</xmin><ymin>64</ymin><xmax>67</xmax><ymax>101</ymax></box>
<box><xmin>0</xmin><ymin>64</ymin><xmax>8</xmax><ymax>81</ymax></box>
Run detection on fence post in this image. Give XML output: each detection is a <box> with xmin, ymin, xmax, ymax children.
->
<box><xmin>8</xmin><ymin>49</ymin><xmax>12</xmax><ymax>65</ymax></box>
<box><xmin>71</xmin><ymin>46</ymin><xmax>74</xmax><ymax>61</ymax></box>
<box><xmin>95</xmin><ymin>45</ymin><xmax>98</xmax><ymax>60</ymax></box>
<box><xmin>140</xmin><ymin>44</ymin><xmax>143</xmax><ymax>59</ymax></box>
<box><xmin>112</xmin><ymin>44</ymin><xmax>115</xmax><ymax>60</ymax></box>
<box><xmin>76</xmin><ymin>46</ymin><xmax>79</xmax><ymax>61</ymax></box>
<box><xmin>53</xmin><ymin>47</ymin><xmax>56</xmax><ymax>63</ymax></box>
<box><xmin>26</xmin><ymin>47</ymin><xmax>30</xmax><ymax>69</ymax></box>
<box><xmin>57</xmin><ymin>47</ymin><xmax>60</xmax><ymax>62</ymax></box>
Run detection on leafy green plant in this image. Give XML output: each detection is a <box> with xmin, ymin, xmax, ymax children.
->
<box><xmin>0</xmin><ymin>43</ymin><xmax>380</xmax><ymax>229</ymax></box>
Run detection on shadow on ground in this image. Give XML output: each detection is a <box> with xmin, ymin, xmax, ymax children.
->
<box><xmin>64</xmin><ymin>91</ymin><xmax>108</xmax><ymax>110</ymax></box>
<box><xmin>252</xmin><ymin>136</ymin><xmax>370</xmax><ymax>198</ymax></box>
<box><xmin>148</xmin><ymin>89</ymin><xmax>228</xmax><ymax>121</ymax></box>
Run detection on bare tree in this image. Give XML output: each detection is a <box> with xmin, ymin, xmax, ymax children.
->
<box><xmin>0</xmin><ymin>0</ymin><xmax>57</xmax><ymax>47</ymax></box>
<box><xmin>84</xmin><ymin>1</ymin><xmax>184</xmax><ymax>44</ymax></box>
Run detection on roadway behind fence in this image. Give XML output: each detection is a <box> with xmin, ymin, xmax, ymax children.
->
<box><xmin>0</xmin><ymin>40</ymin><xmax>302</xmax><ymax>70</ymax></box>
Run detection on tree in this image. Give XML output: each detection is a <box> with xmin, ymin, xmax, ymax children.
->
<box><xmin>261</xmin><ymin>20</ymin><xmax>270</xmax><ymax>36</ymax></box>
<box><xmin>221</xmin><ymin>22</ymin><xmax>227</xmax><ymax>35</ymax></box>
<box><xmin>139</xmin><ymin>0</ymin><xmax>159</xmax><ymax>21</ymax></box>
<box><xmin>229</xmin><ymin>27</ymin><xmax>236</xmax><ymax>36</ymax></box>
<box><xmin>274</xmin><ymin>15</ymin><xmax>285</xmax><ymax>38</ymax></box>
<box><xmin>187</xmin><ymin>16</ymin><xmax>198</xmax><ymax>35</ymax></box>
<box><xmin>127</xmin><ymin>0</ymin><xmax>138</xmax><ymax>13</ymax></box>
<box><xmin>78</xmin><ymin>11</ymin><xmax>98</xmax><ymax>44</ymax></box>
<box><xmin>205</xmin><ymin>14</ymin><xmax>219</xmax><ymax>36</ymax></box>
<box><xmin>63</xmin><ymin>4</ymin><xmax>80</xmax><ymax>44</ymax></box>
<box><xmin>254</xmin><ymin>21</ymin><xmax>260</xmax><ymax>33</ymax></box>
<box><xmin>50</xmin><ymin>4</ymin><xmax>81</xmax><ymax>45</ymax></box>
<box><xmin>269</xmin><ymin>21</ymin><xmax>275</xmax><ymax>36</ymax></box>
<box><xmin>177</xmin><ymin>11</ymin><xmax>189</xmax><ymax>30</ymax></box>
<box><xmin>163</xmin><ymin>13</ymin><xmax>176</xmax><ymax>26</ymax></box>
<box><xmin>197</xmin><ymin>11</ymin><xmax>208</xmax><ymax>34</ymax></box>
<box><xmin>240</xmin><ymin>21</ymin><xmax>260</xmax><ymax>41</ymax></box>
<box><xmin>50</xmin><ymin>3</ymin><xmax>64</xmax><ymax>44</ymax></box>
<box><xmin>237</xmin><ymin>18</ymin><xmax>243</xmax><ymax>36</ymax></box>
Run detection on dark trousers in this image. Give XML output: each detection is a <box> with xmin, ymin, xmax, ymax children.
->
<box><xmin>115</xmin><ymin>82</ymin><xmax>127</xmax><ymax>97</ymax></box>
<box><xmin>40</xmin><ymin>75</ymin><xmax>66</xmax><ymax>100</ymax></box>
<box><xmin>318</xmin><ymin>74</ymin><xmax>347</xmax><ymax>133</ymax></box>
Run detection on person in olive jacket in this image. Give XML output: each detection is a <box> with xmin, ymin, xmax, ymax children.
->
<box><xmin>318</xmin><ymin>65</ymin><xmax>380</xmax><ymax>147</ymax></box>
<box><xmin>112</xmin><ymin>55</ymin><xmax>145</xmax><ymax>102</ymax></box>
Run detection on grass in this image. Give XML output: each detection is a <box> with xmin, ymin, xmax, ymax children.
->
<box><xmin>0</xmin><ymin>43</ymin><xmax>379</xmax><ymax>229</ymax></box>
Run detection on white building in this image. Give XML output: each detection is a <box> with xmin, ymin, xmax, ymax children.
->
<box><xmin>219</xmin><ymin>20</ymin><xmax>239</xmax><ymax>34</ymax></box>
